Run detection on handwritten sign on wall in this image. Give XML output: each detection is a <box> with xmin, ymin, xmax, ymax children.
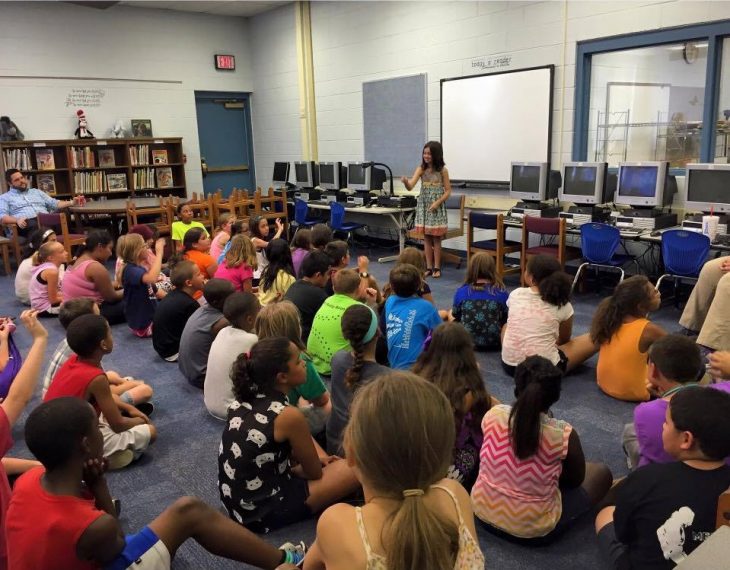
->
<box><xmin>64</xmin><ymin>88</ymin><xmax>106</xmax><ymax>108</ymax></box>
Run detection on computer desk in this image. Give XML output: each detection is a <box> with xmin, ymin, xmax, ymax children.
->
<box><xmin>306</xmin><ymin>202</ymin><xmax>415</xmax><ymax>262</ymax></box>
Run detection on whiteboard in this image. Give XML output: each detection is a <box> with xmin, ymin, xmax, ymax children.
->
<box><xmin>441</xmin><ymin>66</ymin><xmax>553</xmax><ymax>183</ymax></box>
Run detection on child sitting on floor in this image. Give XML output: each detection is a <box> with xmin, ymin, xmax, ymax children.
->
<box><xmin>204</xmin><ymin>292</ymin><xmax>260</xmax><ymax>420</ymax></box>
<box><xmin>255</xmin><ymin>301</ymin><xmax>331</xmax><ymax>435</ymax></box>
<box><xmin>182</xmin><ymin>227</ymin><xmax>217</xmax><ymax>289</ymax></box>
<box><xmin>114</xmin><ymin>224</ymin><xmax>172</xmax><ymax>296</ymax></box>
<box><xmin>382</xmin><ymin>247</ymin><xmax>437</xmax><ymax>304</ymax></box>
<box><xmin>178</xmin><ymin>279</ymin><xmax>234</xmax><ymax>388</ymax></box>
<box><xmin>217</xmin><ymin>219</ymin><xmax>249</xmax><ymax>264</ymax></box>
<box><xmin>501</xmin><ymin>255</ymin><xmax>598</xmax><ymax>376</ymax></box>
<box><xmin>218</xmin><ymin>337</ymin><xmax>358</xmax><ymax>533</ymax></box>
<box><xmin>7</xmin><ymin>397</ymin><xmax>305</xmax><ymax>569</ymax></box>
<box><xmin>413</xmin><ymin>322</ymin><xmax>493</xmax><ymax>490</ymax></box>
<box><xmin>291</xmin><ymin>228</ymin><xmax>311</xmax><ymax>278</ymax></box>
<box><xmin>42</xmin><ymin>298</ymin><xmax>153</xmax><ymax>408</ymax></box>
<box><xmin>210</xmin><ymin>212</ymin><xmax>234</xmax><ymax>261</ymax></box>
<box><xmin>323</xmin><ymin>240</ymin><xmax>350</xmax><ymax>295</ymax></box>
<box><xmin>283</xmin><ymin>250</ymin><xmax>331</xmax><ymax>343</ymax></box>
<box><xmin>451</xmin><ymin>252</ymin><xmax>509</xmax><ymax>351</ymax></box>
<box><xmin>596</xmin><ymin>387</ymin><xmax>730</xmax><ymax>569</ymax></box>
<box><xmin>258</xmin><ymin>238</ymin><xmax>296</xmax><ymax>306</ymax></box>
<box><xmin>384</xmin><ymin>263</ymin><xmax>441</xmax><ymax>370</ymax></box>
<box><xmin>624</xmin><ymin>335</ymin><xmax>730</xmax><ymax>470</ymax></box>
<box><xmin>117</xmin><ymin>233</ymin><xmax>166</xmax><ymax>337</ymax></box>
<box><xmin>471</xmin><ymin>355</ymin><xmax>612</xmax><ymax>541</ymax></box>
<box><xmin>326</xmin><ymin>303</ymin><xmax>389</xmax><ymax>456</ymax></box>
<box><xmin>591</xmin><ymin>275</ymin><xmax>665</xmax><ymax>401</ymax></box>
<box><xmin>44</xmin><ymin>314</ymin><xmax>157</xmax><ymax>470</ymax></box>
<box><xmin>29</xmin><ymin>241</ymin><xmax>67</xmax><ymax>317</ymax></box>
<box><xmin>310</xmin><ymin>223</ymin><xmax>332</xmax><ymax>251</ymax></box>
<box><xmin>15</xmin><ymin>227</ymin><xmax>60</xmax><ymax>305</ymax></box>
<box><xmin>214</xmin><ymin>234</ymin><xmax>257</xmax><ymax>292</ymax></box>
<box><xmin>304</xmin><ymin>372</ymin><xmax>485</xmax><ymax>570</ymax></box>
<box><xmin>172</xmin><ymin>202</ymin><xmax>209</xmax><ymax>252</ymax></box>
<box><xmin>152</xmin><ymin>260</ymin><xmax>205</xmax><ymax>362</ymax></box>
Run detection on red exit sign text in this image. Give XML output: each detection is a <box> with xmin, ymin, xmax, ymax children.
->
<box><xmin>215</xmin><ymin>54</ymin><xmax>236</xmax><ymax>70</ymax></box>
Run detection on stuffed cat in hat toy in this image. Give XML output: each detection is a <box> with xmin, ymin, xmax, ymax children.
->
<box><xmin>74</xmin><ymin>109</ymin><xmax>95</xmax><ymax>139</ymax></box>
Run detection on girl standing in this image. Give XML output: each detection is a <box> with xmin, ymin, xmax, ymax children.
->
<box><xmin>218</xmin><ymin>337</ymin><xmax>358</xmax><ymax>533</ymax></box>
<box><xmin>590</xmin><ymin>276</ymin><xmax>665</xmax><ymax>401</ymax></box>
<box><xmin>214</xmin><ymin>234</ymin><xmax>257</xmax><ymax>292</ymax></box>
<box><xmin>28</xmin><ymin>241</ymin><xmax>68</xmax><ymax>317</ymax></box>
<box><xmin>413</xmin><ymin>322</ymin><xmax>493</xmax><ymax>490</ymax></box>
<box><xmin>401</xmin><ymin>141</ymin><xmax>451</xmax><ymax>278</ymax></box>
<box><xmin>304</xmin><ymin>372</ymin><xmax>485</xmax><ymax>570</ymax></box>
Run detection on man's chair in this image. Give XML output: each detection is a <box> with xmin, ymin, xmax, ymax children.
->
<box><xmin>571</xmin><ymin>223</ymin><xmax>638</xmax><ymax>293</ymax></box>
<box><xmin>408</xmin><ymin>194</ymin><xmax>466</xmax><ymax>268</ymax></box>
<box><xmin>0</xmin><ymin>223</ymin><xmax>23</xmax><ymax>268</ymax></box>
<box><xmin>0</xmin><ymin>236</ymin><xmax>11</xmax><ymax>275</ymax></box>
<box><xmin>655</xmin><ymin>229</ymin><xmax>711</xmax><ymax>291</ymax></box>
<box><xmin>521</xmin><ymin>216</ymin><xmax>580</xmax><ymax>284</ymax></box>
<box><xmin>466</xmin><ymin>212</ymin><xmax>521</xmax><ymax>279</ymax></box>
<box><xmin>36</xmin><ymin>212</ymin><xmax>86</xmax><ymax>257</ymax></box>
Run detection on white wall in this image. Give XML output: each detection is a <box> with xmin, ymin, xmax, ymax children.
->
<box><xmin>0</xmin><ymin>1</ymin><xmax>254</xmax><ymax>195</ymax></box>
<box><xmin>249</xmin><ymin>3</ymin><xmax>302</xmax><ymax>191</ymax></box>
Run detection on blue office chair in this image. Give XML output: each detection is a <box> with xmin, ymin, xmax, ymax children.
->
<box><xmin>571</xmin><ymin>223</ymin><xmax>638</xmax><ymax>293</ymax></box>
<box><xmin>329</xmin><ymin>201</ymin><xmax>365</xmax><ymax>249</ymax></box>
<box><xmin>655</xmin><ymin>229</ymin><xmax>711</xmax><ymax>291</ymax></box>
<box><xmin>293</xmin><ymin>199</ymin><xmax>319</xmax><ymax>237</ymax></box>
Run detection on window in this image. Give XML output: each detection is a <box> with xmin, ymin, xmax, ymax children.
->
<box><xmin>574</xmin><ymin>20</ymin><xmax>730</xmax><ymax>170</ymax></box>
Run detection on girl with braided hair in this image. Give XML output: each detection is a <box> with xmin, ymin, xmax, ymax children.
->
<box><xmin>326</xmin><ymin>303</ymin><xmax>389</xmax><ymax>456</ymax></box>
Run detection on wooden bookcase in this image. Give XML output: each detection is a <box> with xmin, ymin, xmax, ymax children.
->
<box><xmin>0</xmin><ymin>137</ymin><xmax>187</xmax><ymax>199</ymax></box>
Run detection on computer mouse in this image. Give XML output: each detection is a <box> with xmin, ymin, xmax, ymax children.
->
<box><xmin>650</xmin><ymin>230</ymin><xmax>661</xmax><ymax>237</ymax></box>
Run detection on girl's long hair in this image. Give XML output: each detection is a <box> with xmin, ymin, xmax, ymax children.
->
<box><xmin>526</xmin><ymin>255</ymin><xmax>571</xmax><ymax>307</ymax></box>
<box><xmin>231</xmin><ymin>337</ymin><xmax>292</xmax><ymax>402</ymax></box>
<box><xmin>421</xmin><ymin>141</ymin><xmax>445</xmax><ymax>172</ymax></box>
<box><xmin>254</xmin><ymin>300</ymin><xmax>306</xmax><ymax>351</ymax></box>
<box><xmin>260</xmin><ymin>238</ymin><xmax>295</xmax><ymax>292</ymax></box>
<box><xmin>341</xmin><ymin>304</ymin><xmax>377</xmax><ymax>391</ymax></box>
<box><xmin>464</xmin><ymin>252</ymin><xmax>505</xmax><ymax>292</ymax></box>
<box><xmin>590</xmin><ymin>275</ymin><xmax>653</xmax><ymax>345</ymax></box>
<box><xmin>224</xmin><ymin>234</ymin><xmax>257</xmax><ymax>270</ymax></box>
<box><xmin>345</xmin><ymin>372</ymin><xmax>459</xmax><ymax>570</ymax></box>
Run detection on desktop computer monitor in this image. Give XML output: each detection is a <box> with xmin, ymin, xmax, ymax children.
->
<box><xmin>616</xmin><ymin>162</ymin><xmax>669</xmax><ymax>208</ymax></box>
<box><xmin>272</xmin><ymin>161</ymin><xmax>290</xmax><ymax>186</ymax></box>
<box><xmin>347</xmin><ymin>162</ymin><xmax>371</xmax><ymax>192</ymax></box>
<box><xmin>560</xmin><ymin>162</ymin><xmax>608</xmax><ymax>205</ymax></box>
<box><xmin>685</xmin><ymin>163</ymin><xmax>730</xmax><ymax>214</ymax></box>
<box><xmin>318</xmin><ymin>162</ymin><xmax>342</xmax><ymax>190</ymax></box>
<box><xmin>509</xmin><ymin>162</ymin><xmax>548</xmax><ymax>202</ymax></box>
<box><xmin>294</xmin><ymin>161</ymin><xmax>318</xmax><ymax>189</ymax></box>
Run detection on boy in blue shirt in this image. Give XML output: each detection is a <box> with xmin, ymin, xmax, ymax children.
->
<box><xmin>384</xmin><ymin>263</ymin><xmax>442</xmax><ymax>369</ymax></box>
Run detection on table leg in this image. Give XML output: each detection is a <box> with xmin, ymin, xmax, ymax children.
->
<box><xmin>377</xmin><ymin>212</ymin><xmax>406</xmax><ymax>263</ymax></box>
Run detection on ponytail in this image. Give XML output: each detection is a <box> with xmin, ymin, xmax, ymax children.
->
<box><xmin>230</xmin><ymin>337</ymin><xmax>291</xmax><ymax>403</ymax></box>
<box><xmin>509</xmin><ymin>356</ymin><xmax>563</xmax><ymax>459</ymax></box>
<box><xmin>527</xmin><ymin>255</ymin><xmax>571</xmax><ymax>307</ymax></box>
<box><xmin>590</xmin><ymin>275</ymin><xmax>653</xmax><ymax>345</ymax></box>
<box><xmin>341</xmin><ymin>304</ymin><xmax>378</xmax><ymax>391</ymax></box>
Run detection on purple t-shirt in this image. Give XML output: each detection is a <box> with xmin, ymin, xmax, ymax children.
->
<box><xmin>291</xmin><ymin>248</ymin><xmax>309</xmax><ymax>279</ymax></box>
<box><xmin>635</xmin><ymin>382</ymin><xmax>730</xmax><ymax>467</ymax></box>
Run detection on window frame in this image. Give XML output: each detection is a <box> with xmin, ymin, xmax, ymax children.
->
<box><xmin>573</xmin><ymin>19</ymin><xmax>730</xmax><ymax>169</ymax></box>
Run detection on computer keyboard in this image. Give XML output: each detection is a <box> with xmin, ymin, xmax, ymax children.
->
<box><xmin>620</xmin><ymin>228</ymin><xmax>644</xmax><ymax>236</ymax></box>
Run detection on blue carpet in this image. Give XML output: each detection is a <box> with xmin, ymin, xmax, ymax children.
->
<box><xmin>0</xmin><ymin>250</ymin><xmax>683</xmax><ymax>569</ymax></box>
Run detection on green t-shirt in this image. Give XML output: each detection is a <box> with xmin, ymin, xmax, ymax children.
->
<box><xmin>306</xmin><ymin>293</ymin><xmax>361</xmax><ymax>375</ymax></box>
<box><xmin>288</xmin><ymin>353</ymin><xmax>327</xmax><ymax>405</ymax></box>
<box><xmin>172</xmin><ymin>220</ymin><xmax>208</xmax><ymax>243</ymax></box>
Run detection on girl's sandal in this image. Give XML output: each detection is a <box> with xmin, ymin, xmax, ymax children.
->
<box><xmin>424</xmin><ymin>268</ymin><xmax>433</xmax><ymax>278</ymax></box>
<box><xmin>432</xmin><ymin>268</ymin><xmax>442</xmax><ymax>278</ymax></box>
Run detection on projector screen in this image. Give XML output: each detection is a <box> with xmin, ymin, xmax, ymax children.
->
<box><xmin>441</xmin><ymin>66</ymin><xmax>553</xmax><ymax>183</ymax></box>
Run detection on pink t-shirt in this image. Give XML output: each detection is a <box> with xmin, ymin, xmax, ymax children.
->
<box><xmin>214</xmin><ymin>261</ymin><xmax>254</xmax><ymax>292</ymax></box>
<box><xmin>0</xmin><ymin>407</ymin><xmax>15</xmax><ymax>568</ymax></box>
<box><xmin>210</xmin><ymin>232</ymin><xmax>229</xmax><ymax>261</ymax></box>
<box><xmin>61</xmin><ymin>259</ymin><xmax>103</xmax><ymax>303</ymax></box>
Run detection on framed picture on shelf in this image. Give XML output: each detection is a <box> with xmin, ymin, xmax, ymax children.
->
<box><xmin>151</xmin><ymin>149</ymin><xmax>168</xmax><ymax>164</ymax></box>
<box><xmin>98</xmin><ymin>149</ymin><xmax>116</xmax><ymax>167</ymax></box>
<box><xmin>107</xmin><ymin>173</ymin><xmax>128</xmax><ymax>192</ymax></box>
<box><xmin>37</xmin><ymin>174</ymin><xmax>56</xmax><ymax>195</ymax></box>
<box><xmin>156</xmin><ymin>167</ymin><xmax>173</xmax><ymax>188</ymax></box>
<box><xmin>131</xmin><ymin>119</ymin><xmax>153</xmax><ymax>138</ymax></box>
<box><xmin>35</xmin><ymin>149</ymin><xmax>55</xmax><ymax>170</ymax></box>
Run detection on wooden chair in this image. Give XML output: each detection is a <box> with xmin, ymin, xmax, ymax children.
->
<box><xmin>36</xmin><ymin>212</ymin><xmax>86</xmax><ymax>257</ymax></box>
<box><xmin>0</xmin><ymin>223</ymin><xmax>23</xmax><ymax>268</ymax></box>
<box><xmin>466</xmin><ymin>212</ymin><xmax>521</xmax><ymax>279</ymax></box>
<box><xmin>408</xmin><ymin>194</ymin><xmax>466</xmax><ymax>268</ymax></box>
<box><xmin>253</xmin><ymin>187</ymin><xmax>288</xmax><ymax>235</ymax></box>
<box><xmin>0</xmin><ymin>236</ymin><xmax>11</xmax><ymax>275</ymax></box>
<box><xmin>126</xmin><ymin>197</ymin><xmax>173</xmax><ymax>236</ymax></box>
<box><xmin>213</xmin><ymin>188</ymin><xmax>252</xmax><ymax>224</ymax></box>
<box><xmin>186</xmin><ymin>194</ymin><xmax>215</xmax><ymax>233</ymax></box>
<box><xmin>520</xmin><ymin>216</ymin><xmax>581</xmax><ymax>285</ymax></box>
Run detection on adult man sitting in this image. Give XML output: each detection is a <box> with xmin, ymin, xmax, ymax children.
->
<box><xmin>1</xmin><ymin>169</ymin><xmax>78</xmax><ymax>236</ymax></box>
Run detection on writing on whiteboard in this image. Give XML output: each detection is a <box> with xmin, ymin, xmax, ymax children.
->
<box><xmin>65</xmin><ymin>89</ymin><xmax>106</xmax><ymax>108</ymax></box>
<box><xmin>470</xmin><ymin>56</ymin><xmax>513</xmax><ymax>71</ymax></box>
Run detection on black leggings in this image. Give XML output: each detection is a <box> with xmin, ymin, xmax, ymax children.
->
<box><xmin>100</xmin><ymin>300</ymin><xmax>126</xmax><ymax>325</ymax></box>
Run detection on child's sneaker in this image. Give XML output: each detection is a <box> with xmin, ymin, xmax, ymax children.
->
<box><xmin>278</xmin><ymin>541</ymin><xmax>306</xmax><ymax>566</ymax></box>
<box><xmin>135</xmin><ymin>402</ymin><xmax>155</xmax><ymax>417</ymax></box>
<box><xmin>107</xmin><ymin>449</ymin><xmax>134</xmax><ymax>470</ymax></box>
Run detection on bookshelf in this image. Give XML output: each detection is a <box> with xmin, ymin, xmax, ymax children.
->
<box><xmin>0</xmin><ymin>137</ymin><xmax>187</xmax><ymax>199</ymax></box>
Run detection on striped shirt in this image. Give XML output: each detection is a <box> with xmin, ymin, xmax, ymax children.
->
<box><xmin>0</xmin><ymin>187</ymin><xmax>58</xmax><ymax>220</ymax></box>
<box><xmin>471</xmin><ymin>404</ymin><xmax>572</xmax><ymax>538</ymax></box>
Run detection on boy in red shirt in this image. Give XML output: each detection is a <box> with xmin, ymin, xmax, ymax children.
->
<box><xmin>6</xmin><ymin>397</ymin><xmax>304</xmax><ymax>569</ymax></box>
<box><xmin>44</xmin><ymin>313</ymin><xmax>156</xmax><ymax>469</ymax></box>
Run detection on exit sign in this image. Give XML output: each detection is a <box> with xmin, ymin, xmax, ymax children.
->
<box><xmin>215</xmin><ymin>54</ymin><xmax>236</xmax><ymax>70</ymax></box>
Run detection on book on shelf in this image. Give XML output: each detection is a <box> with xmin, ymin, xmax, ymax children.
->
<box><xmin>35</xmin><ymin>149</ymin><xmax>55</xmax><ymax>170</ymax></box>
<box><xmin>129</xmin><ymin>144</ymin><xmax>150</xmax><ymax>166</ymax></box>
<box><xmin>98</xmin><ymin>149</ymin><xmax>116</xmax><ymax>167</ymax></box>
<box><xmin>106</xmin><ymin>173</ymin><xmax>128</xmax><ymax>192</ymax></box>
<box><xmin>70</xmin><ymin>146</ymin><xmax>95</xmax><ymax>168</ymax></box>
<box><xmin>2</xmin><ymin>148</ymin><xmax>31</xmax><ymax>170</ymax></box>
<box><xmin>156</xmin><ymin>167</ymin><xmax>173</xmax><ymax>188</ymax></box>
<box><xmin>74</xmin><ymin>171</ymin><xmax>104</xmax><ymax>194</ymax></box>
<box><xmin>37</xmin><ymin>174</ymin><xmax>56</xmax><ymax>195</ymax></box>
<box><xmin>151</xmin><ymin>149</ymin><xmax>168</xmax><ymax>165</ymax></box>
<box><xmin>133</xmin><ymin>168</ymin><xmax>155</xmax><ymax>189</ymax></box>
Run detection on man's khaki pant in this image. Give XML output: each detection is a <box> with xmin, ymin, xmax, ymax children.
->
<box><xmin>679</xmin><ymin>256</ymin><xmax>730</xmax><ymax>351</ymax></box>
